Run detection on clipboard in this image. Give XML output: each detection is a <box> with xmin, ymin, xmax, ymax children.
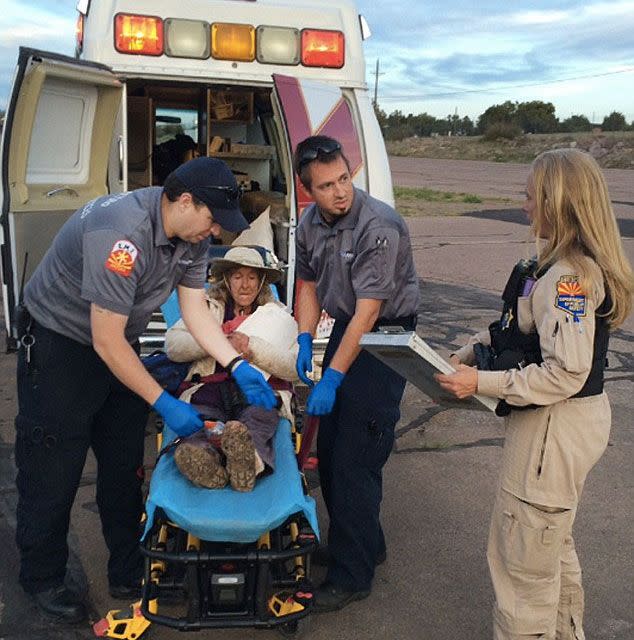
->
<box><xmin>360</xmin><ymin>330</ymin><xmax>498</xmax><ymax>412</ymax></box>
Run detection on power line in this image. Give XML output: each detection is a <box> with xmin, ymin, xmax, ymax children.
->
<box><xmin>379</xmin><ymin>67</ymin><xmax>634</xmax><ymax>101</ymax></box>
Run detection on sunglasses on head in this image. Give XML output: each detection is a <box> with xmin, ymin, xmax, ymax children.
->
<box><xmin>297</xmin><ymin>140</ymin><xmax>342</xmax><ymax>169</ymax></box>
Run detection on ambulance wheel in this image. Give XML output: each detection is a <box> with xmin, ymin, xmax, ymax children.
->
<box><xmin>278</xmin><ymin>616</ymin><xmax>310</xmax><ymax>638</ymax></box>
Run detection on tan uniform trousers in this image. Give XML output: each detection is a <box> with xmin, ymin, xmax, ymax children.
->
<box><xmin>487</xmin><ymin>393</ymin><xmax>610</xmax><ymax>640</ymax></box>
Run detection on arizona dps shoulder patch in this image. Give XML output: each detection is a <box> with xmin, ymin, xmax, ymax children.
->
<box><xmin>105</xmin><ymin>240</ymin><xmax>138</xmax><ymax>277</ymax></box>
<box><xmin>555</xmin><ymin>276</ymin><xmax>586</xmax><ymax>319</ymax></box>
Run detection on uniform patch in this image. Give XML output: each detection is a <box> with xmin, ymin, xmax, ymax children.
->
<box><xmin>555</xmin><ymin>276</ymin><xmax>586</xmax><ymax>319</ymax></box>
<box><xmin>105</xmin><ymin>240</ymin><xmax>138</xmax><ymax>277</ymax></box>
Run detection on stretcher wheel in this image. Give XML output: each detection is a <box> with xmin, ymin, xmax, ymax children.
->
<box><xmin>278</xmin><ymin>616</ymin><xmax>310</xmax><ymax>638</ymax></box>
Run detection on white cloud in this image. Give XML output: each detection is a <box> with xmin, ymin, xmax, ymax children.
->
<box><xmin>507</xmin><ymin>10</ymin><xmax>570</xmax><ymax>26</ymax></box>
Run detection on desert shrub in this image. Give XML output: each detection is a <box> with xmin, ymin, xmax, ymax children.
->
<box><xmin>482</xmin><ymin>122</ymin><xmax>522</xmax><ymax>141</ymax></box>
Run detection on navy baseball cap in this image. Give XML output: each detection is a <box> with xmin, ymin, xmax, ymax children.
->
<box><xmin>173</xmin><ymin>157</ymin><xmax>249</xmax><ymax>233</ymax></box>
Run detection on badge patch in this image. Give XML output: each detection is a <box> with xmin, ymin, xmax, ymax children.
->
<box><xmin>105</xmin><ymin>240</ymin><xmax>138</xmax><ymax>277</ymax></box>
<box><xmin>555</xmin><ymin>276</ymin><xmax>586</xmax><ymax>318</ymax></box>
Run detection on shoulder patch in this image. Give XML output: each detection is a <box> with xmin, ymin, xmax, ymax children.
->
<box><xmin>554</xmin><ymin>275</ymin><xmax>586</xmax><ymax>318</ymax></box>
<box><xmin>105</xmin><ymin>240</ymin><xmax>139</xmax><ymax>277</ymax></box>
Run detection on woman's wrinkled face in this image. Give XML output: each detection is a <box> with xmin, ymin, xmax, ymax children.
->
<box><xmin>228</xmin><ymin>266</ymin><xmax>261</xmax><ymax>310</ymax></box>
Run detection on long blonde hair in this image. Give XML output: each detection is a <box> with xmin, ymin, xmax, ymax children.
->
<box><xmin>530</xmin><ymin>149</ymin><xmax>633</xmax><ymax>327</ymax></box>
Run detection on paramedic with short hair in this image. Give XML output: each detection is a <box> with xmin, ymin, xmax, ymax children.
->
<box><xmin>293</xmin><ymin>135</ymin><xmax>420</xmax><ymax>612</ymax></box>
<box><xmin>14</xmin><ymin>157</ymin><xmax>276</xmax><ymax>623</ymax></box>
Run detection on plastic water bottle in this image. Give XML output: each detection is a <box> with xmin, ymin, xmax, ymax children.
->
<box><xmin>204</xmin><ymin>420</ymin><xmax>225</xmax><ymax>447</ymax></box>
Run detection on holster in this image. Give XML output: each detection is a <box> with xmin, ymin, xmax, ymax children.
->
<box><xmin>14</xmin><ymin>303</ymin><xmax>32</xmax><ymax>339</ymax></box>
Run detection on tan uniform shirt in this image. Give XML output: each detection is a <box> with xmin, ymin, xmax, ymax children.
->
<box><xmin>457</xmin><ymin>256</ymin><xmax>610</xmax><ymax>509</ymax></box>
<box><xmin>459</xmin><ymin>257</ymin><xmax>605</xmax><ymax>405</ymax></box>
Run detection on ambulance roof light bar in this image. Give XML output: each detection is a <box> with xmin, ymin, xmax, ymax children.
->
<box><xmin>114</xmin><ymin>14</ymin><xmax>164</xmax><ymax>56</ymax></box>
<box><xmin>301</xmin><ymin>29</ymin><xmax>345</xmax><ymax>68</ymax></box>
<box><xmin>110</xmin><ymin>13</ymin><xmax>346</xmax><ymax>68</ymax></box>
<box><xmin>76</xmin><ymin>14</ymin><xmax>84</xmax><ymax>55</ymax></box>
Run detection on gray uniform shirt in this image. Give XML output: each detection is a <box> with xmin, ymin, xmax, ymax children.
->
<box><xmin>25</xmin><ymin>188</ymin><xmax>208</xmax><ymax>345</ymax></box>
<box><xmin>296</xmin><ymin>188</ymin><xmax>420</xmax><ymax>321</ymax></box>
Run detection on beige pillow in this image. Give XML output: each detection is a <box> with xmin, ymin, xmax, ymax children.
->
<box><xmin>232</xmin><ymin>206</ymin><xmax>275</xmax><ymax>254</ymax></box>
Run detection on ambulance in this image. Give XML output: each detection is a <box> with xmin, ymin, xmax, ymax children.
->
<box><xmin>0</xmin><ymin>0</ymin><xmax>393</xmax><ymax>351</ymax></box>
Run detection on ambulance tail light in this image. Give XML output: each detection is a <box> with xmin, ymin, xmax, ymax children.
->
<box><xmin>75</xmin><ymin>13</ymin><xmax>84</xmax><ymax>54</ymax></box>
<box><xmin>256</xmin><ymin>26</ymin><xmax>300</xmax><ymax>65</ymax></box>
<box><xmin>164</xmin><ymin>19</ymin><xmax>210</xmax><ymax>59</ymax></box>
<box><xmin>211</xmin><ymin>23</ymin><xmax>255</xmax><ymax>62</ymax></box>
<box><xmin>114</xmin><ymin>13</ymin><xmax>164</xmax><ymax>56</ymax></box>
<box><xmin>301</xmin><ymin>29</ymin><xmax>345</xmax><ymax>68</ymax></box>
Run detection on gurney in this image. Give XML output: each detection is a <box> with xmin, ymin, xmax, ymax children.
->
<box><xmin>123</xmin><ymin>418</ymin><xmax>320</xmax><ymax>638</ymax></box>
<box><xmin>96</xmin><ymin>421</ymin><xmax>319</xmax><ymax>639</ymax></box>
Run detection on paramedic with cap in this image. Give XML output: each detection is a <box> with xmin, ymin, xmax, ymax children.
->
<box><xmin>14</xmin><ymin>157</ymin><xmax>276</xmax><ymax>623</ymax></box>
<box><xmin>293</xmin><ymin>135</ymin><xmax>420</xmax><ymax>611</ymax></box>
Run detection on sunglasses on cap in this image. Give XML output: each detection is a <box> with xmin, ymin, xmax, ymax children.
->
<box><xmin>192</xmin><ymin>184</ymin><xmax>244</xmax><ymax>202</ymax></box>
<box><xmin>297</xmin><ymin>139</ymin><xmax>342</xmax><ymax>169</ymax></box>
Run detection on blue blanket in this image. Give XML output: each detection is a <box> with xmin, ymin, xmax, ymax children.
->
<box><xmin>143</xmin><ymin>420</ymin><xmax>319</xmax><ymax>543</ymax></box>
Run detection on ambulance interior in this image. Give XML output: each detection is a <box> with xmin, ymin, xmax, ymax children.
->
<box><xmin>124</xmin><ymin>80</ymin><xmax>292</xmax><ymax>301</ymax></box>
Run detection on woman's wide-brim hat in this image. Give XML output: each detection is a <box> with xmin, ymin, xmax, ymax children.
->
<box><xmin>209</xmin><ymin>246</ymin><xmax>282</xmax><ymax>284</ymax></box>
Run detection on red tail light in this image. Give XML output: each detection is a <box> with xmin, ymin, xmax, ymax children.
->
<box><xmin>75</xmin><ymin>14</ymin><xmax>84</xmax><ymax>53</ymax></box>
<box><xmin>115</xmin><ymin>13</ymin><xmax>164</xmax><ymax>56</ymax></box>
<box><xmin>301</xmin><ymin>29</ymin><xmax>344</xmax><ymax>68</ymax></box>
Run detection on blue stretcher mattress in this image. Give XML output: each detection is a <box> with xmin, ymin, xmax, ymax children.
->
<box><xmin>143</xmin><ymin>419</ymin><xmax>320</xmax><ymax>543</ymax></box>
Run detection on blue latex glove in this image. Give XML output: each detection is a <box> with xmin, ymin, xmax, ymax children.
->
<box><xmin>153</xmin><ymin>390</ymin><xmax>203</xmax><ymax>437</ymax></box>
<box><xmin>232</xmin><ymin>361</ymin><xmax>277</xmax><ymax>410</ymax></box>
<box><xmin>296</xmin><ymin>332</ymin><xmax>314</xmax><ymax>387</ymax></box>
<box><xmin>306</xmin><ymin>368</ymin><xmax>344</xmax><ymax>416</ymax></box>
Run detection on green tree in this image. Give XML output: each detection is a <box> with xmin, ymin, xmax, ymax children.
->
<box><xmin>559</xmin><ymin>114</ymin><xmax>592</xmax><ymax>132</ymax></box>
<box><xmin>476</xmin><ymin>101</ymin><xmax>517</xmax><ymax>133</ymax></box>
<box><xmin>460</xmin><ymin>116</ymin><xmax>475</xmax><ymax>136</ymax></box>
<box><xmin>412</xmin><ymin>113</ymin><xmax>439</xmax><ymax>137</ymax></box>
<box><xmin>516</xmin><ymin>101</ymin><xmax>558</xmax><ymax>133</ymax></box>
<box><xmin>601</xmin><ymin>111</ymin><xmax>627</xmax><ymax>131</ymax></box>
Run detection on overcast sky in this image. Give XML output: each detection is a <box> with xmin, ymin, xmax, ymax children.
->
<box><xmin>1</xmin><ymin>0</ymin><xmax>633</xmax><ymax>123</ymax></box>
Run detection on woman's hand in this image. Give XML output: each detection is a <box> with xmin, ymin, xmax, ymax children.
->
<box><xmin>228</xmin><ymin>332</ymin><xmax>252</xmax><ymax>361</ymax></box>
<box><xmin>448</xmin><ymin>354</ymin><xmax>462</xmax><ymax>367</ymax></box>
<box><xmin>435</xmin><ymin>365</ymin><xmax>478</xmax><ymax>399</ymax></box>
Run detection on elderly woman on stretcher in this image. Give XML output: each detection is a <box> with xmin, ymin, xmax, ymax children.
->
<box><xmin>165</xmin><ymin>247</ymin><xmax>299</xmax><ymax>492</ymax></box>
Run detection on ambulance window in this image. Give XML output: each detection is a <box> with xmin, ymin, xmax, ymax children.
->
<box><xmin>26</xmin><ymin>78</ymin><xmax>97</xmax><ymax>185</ymax></box>
<box><xmin>155</xmin><ymin>108</ymin><xmax>199</xmax><ymax>144</ymax></box>
<box><xmin>153</xmin><ymin>107</ymin><xmax>201</xmax><ymax>184</ymax></box>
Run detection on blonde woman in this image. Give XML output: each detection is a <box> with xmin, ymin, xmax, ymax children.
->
<box><xmin>437</xmin><ymin>149</ymin><xmax>633</xmax><ymax>640</ymax></box>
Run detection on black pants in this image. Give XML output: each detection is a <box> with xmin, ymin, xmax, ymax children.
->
<box><xmin>15</xmin><ymin>322</ymin><xmax>148</xmax><ymax>593</ymax></box>
<box><xmin>317</xmin><ymin>319</ymin><xmax>409</xmax><ymax>591</ymax></box>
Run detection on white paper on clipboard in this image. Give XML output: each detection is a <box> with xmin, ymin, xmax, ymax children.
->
<box><xmin>360</xmin><ymin>331</ymin><xmax>498</xmax><ymax>412</ymax></box>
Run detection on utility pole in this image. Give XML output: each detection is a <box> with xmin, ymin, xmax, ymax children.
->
<box><xmin>371</xmin><ymin>58</ymin><xmax>384</xmax><ymax>108</ymax></box>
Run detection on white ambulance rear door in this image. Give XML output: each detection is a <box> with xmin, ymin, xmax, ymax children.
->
<box><xmin>0</xmin><ymin>47</ymin><xmax>123</xmax><ymax>348</ymax></box>
<box><xmin>271</xmin><ymin>73</ymin><xmax>367</xmax><ymax>311</ymax></box>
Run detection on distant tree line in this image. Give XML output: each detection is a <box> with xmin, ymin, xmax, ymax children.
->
<box><xmin>375</xmin><ymin>101</ymin><xmax>633</xmax><ymax>141</ymax></box>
